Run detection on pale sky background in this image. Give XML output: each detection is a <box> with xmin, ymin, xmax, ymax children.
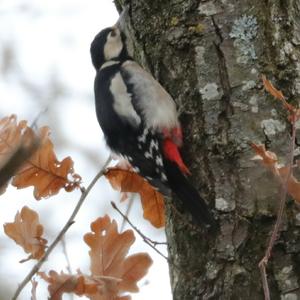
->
<box><xmin>0</xmin><ymin>1</ymin><xmax>171</xmax><ymax>299</ymax></box>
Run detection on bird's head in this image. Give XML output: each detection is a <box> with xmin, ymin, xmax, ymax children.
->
<box><xmin>90</xmin><ymin>23</ymin><xmax>129</xmax><ymax>70</ymax></box>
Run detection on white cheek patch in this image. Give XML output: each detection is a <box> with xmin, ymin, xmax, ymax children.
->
<box><xmin>109</xmin><ymin>73</ymin><xmax>141</xmax><ymax>127</ymax></box>
<box><xmin>104</xmin><ymin>34</ymin><xmax>123</xmax><ymax>60</ymax></box>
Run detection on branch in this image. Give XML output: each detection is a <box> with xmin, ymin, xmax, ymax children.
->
<box><xmin>111</xmin><ymin>201</ymin><xmax>189</xmax><ymax>276</ymax></box>
<box><xmin>111</xmin><ymin>201</ymin><xmax>168</xmax><ymax>256</ymax></box>
<box><xmin>12</xmin><ymin>156</ymin><xmax>112</xmax><ymax>300</ymax></box>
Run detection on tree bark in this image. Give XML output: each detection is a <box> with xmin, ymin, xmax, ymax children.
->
<box><xmin>115</xmin><ymin>0</ymin><xmax>300</xmax><ymax>299</ymax></box>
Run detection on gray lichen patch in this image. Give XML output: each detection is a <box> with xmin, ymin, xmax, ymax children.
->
<box><xmin>295</xmin><ymin>213</ymin><xmax>300</xmax><ymax>226</ymax></box>
<box><xmin>242</xmin><ymin>80</ymin><xmax>256</xmax><ymax>91</ymax></box>
<box><xmin>199</xmin><ymin>83</ymin><xmax>220</xmax><ymax>100</ymax></box>
<box><xmin>198</xmin><ymin>2</ymin><xmax>222</xmax><ymax>16</ymax></box>
<box><xmin>275</xmin><ymin>265</ymin><xmax>299</xmax><ymax>294</ymax></box>
<box><xmin>216</xmin><ymin>197</ymin><xmax>236</xmax><ymax>212</ymax></box>
<box><xmin>281</xmin><ymin>294</ymin><xmax>298</xmax><ymax>300</ymax></box>
<box><xmin>232</xmin><ymin>101</ymin><xmax>249</xmax><ymax>111</ymax></box>
<box><xmin>261</xmin><ymin>118</ymin><xmax>286</xmax><ymax>136</ymax></box>
<box><xmin>205</xmin><ymin>261</ymin><xmax>221</xmax><ymax>280</ymax></box>
<box><xmin>249</xmin><ymin>95</ymin><xmax>258</xmax><ymax>113</ymax></box>
<box><xmin>229</xmin><ymin>15</ymin><xmax>258</xmax><ymax>63</ymax></box>
<box><xmin>195</xmin><ymin>46</ymin><xmax>205</xmax><ymax>64</ymax></box>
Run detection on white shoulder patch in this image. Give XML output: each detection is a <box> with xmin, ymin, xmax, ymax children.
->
<box><xmin>122</xmin><ymin>60</ymin><xmax>179</xmax><ymax>130</ymax></box>
<box><xmin>109</xmin><ymin>72</ymin><xmax>141</xmax><ymax>127</ymax></box>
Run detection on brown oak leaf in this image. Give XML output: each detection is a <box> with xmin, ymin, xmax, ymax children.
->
<box><xmin>3</xmin><ymin>206</ymin><xmax>47</xmax><ymax>261</ymax></box>
<box><xmin>84</xmin><ymin>215</ymin><xmax>153</xmax><ymax>300</ymax></box>
<box><xmin>0</xmin><ymin>114</ymin><xmax>81</xmax><ymax>199</ymax></box>
<box><xmin>250</xmin><ymin>143</ymin><xmax>278</xmax><ymax>168</ymax></box>
<box><xmin>262</xmin><ymin>75</ymin><xmax>299</xmax><ymax>119</ymax></box>
<box><xmin>251</xmin><ymin>144</ymin><xmax>300</xmax><ymax>203</ymax></box>
<box><xmin>262</xmin><ymin>75</ymin><xmax>286</xmax><ymax>101</ymax></box>
<box><xmin>39</xmin><ymin>270</ymin><xmax>111</xmax><ymax>300</ymax></box>
<box><xmin>105</xmin><ymin>168</ymin><xmax>165</xmax><ymax>228</ymax></box>
<box><xmin>0</xmin><ymin>115</ymin><xmax>37</xmax><ymax>194</ymax></box>
<box><xmin>12</xmin><ymin>126</ymin><xmax>81</xmax><ymax>199</ymax></box>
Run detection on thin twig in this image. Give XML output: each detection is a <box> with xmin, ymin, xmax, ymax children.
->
<box><xmin>11</xmin><ymin>156</ymin><xmax>112</xmax><ymax>300</ymax></box>
<box><xmin>259</xmin><ymin>119</ymin><xmax>297</xmax><ymax>300</ymax></box>
<box><xmin>111</xmin><ymin>201</ymin><xmax>168</xmax><ymax>254</ymax></box>
<box><xmin>120</xmin><ymin>194</ymin><xmax>134</xmax><ymax>232</ymax></box>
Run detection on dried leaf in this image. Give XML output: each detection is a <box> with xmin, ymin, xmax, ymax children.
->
<box><xmin>262</xmin><ymin>75</ymin><xmax>285</xmax><ymax>101</ymax></box>
<box><xmin>0</xmin><ymin>115</ymin><xmax>36</xmax><ymax>194</ymax></box>
<box><xmin>0</xmin><ymin>114</ymin><xmax>81</xmax><ymax>199</ymax></box>
<box><xmin>0</xmin><ymin>115</ymin><xmax>27</xmax><ymax>163</ymax></box>
<box><xmin>105</xmin><ymin>168</ymin><xmax>165</xmax><ymax>228</ymax></box>
<box><xmin>250</xmin><ymin>143</ymin><xmax>278</xmax><ymax>167</ymax></box>
<box><xmin>251</xmin><ymin>144</ymin><xmax>300</xmax><ymax>203</ymax></box>
<box><xmin>12</xmin><ymin>126</ymin><xmax>81</xmax><ymax>199</ymax></box>
<box><xmin>84</xmin><ymin>215</ymin><xmax>153</xmax><ymax>300</ymax></box>
<box><xmin>119</xmin><ymin>254</ymin><xmax>153</xmax><ymax>293</ymax></box>
<box><xmin>39</xmin><ymin>270</ymin><xmax>107</xmax><ymax>300</ymax></box>
<box><xmin>3</xmin><ymin>206</ymin><xmax>47</xmax><ymax>260</ymax></box>
<box><xmin>262</xmin><ymin>75</ymin><xmax>294</xmax><ymax>112</ymax></box>
<box><xmin>0</xmin><ymin>135</ymin><xmax>39</xmax><ymax>193</ymax></box>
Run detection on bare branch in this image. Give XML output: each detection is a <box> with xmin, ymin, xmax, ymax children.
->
<box><xmin>111</xmin><ymin>201</ymin><xmax>168</xmax><ymax>255</ymax></box>
<box><xmin>120</xmin><ymin>194</ymin><xmax>134</xmax><ymax>232</ymax></box>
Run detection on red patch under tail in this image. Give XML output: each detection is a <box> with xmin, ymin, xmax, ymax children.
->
<box><xmin>162</xmin><ymin>127</ymin><xmax>183</xmax><ymax>146</ymax></box>
<box><xmin>163</xmin><ymin>138</ymin><xmax>190</xmax><ymax>175</ymax></box>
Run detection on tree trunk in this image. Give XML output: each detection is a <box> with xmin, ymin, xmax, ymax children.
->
<box><xmin>115</xmin><ymin>0</ymin><xmax>300</xmax><ymax>299</ymax></box>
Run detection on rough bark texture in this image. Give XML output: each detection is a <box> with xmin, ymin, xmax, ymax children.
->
<box><xmin>115</xmin><ymin>0</ymin><xmax>300</xmax><ymax>299</ymax></box>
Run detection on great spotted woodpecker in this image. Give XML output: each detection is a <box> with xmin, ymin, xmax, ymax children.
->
<box><xmin>90</xmin><ymin>18</ymin><xmax>216</xmax><ymax>229</ymax></box>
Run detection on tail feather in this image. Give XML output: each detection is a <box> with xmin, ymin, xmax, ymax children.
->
<box><xmin>164</xmin><ymin>159</ymin><xmax>217</xmax><ymax>229</ymax></box>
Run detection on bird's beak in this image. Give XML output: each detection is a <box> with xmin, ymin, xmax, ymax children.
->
<box><xmin>115</xmin><ymin>6</ymin><xmax>129</xmax><ymax>32</ymax></box>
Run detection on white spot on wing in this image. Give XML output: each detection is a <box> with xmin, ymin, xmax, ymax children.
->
<box><xmin>145</xmin><ymin>151</ymin><xmax>152</xmax><ymax>159</ymax></box>
<box><xmin>133</xmin><ymin>166</ymin><xmax>140</xmax><ymax>172</ymax></box>
<box><xmin>137</xmin><ymin>128</ymin><xmax>148</xmax><ymax>143</ymax></box>
<box><xmin>161</xmin><ymin>173</ymin><xmax>167</xmax><ymax>181</ymax></box>
<box><xmin>150</xmin><ymin>139</ymin><xmax>159</xmax><ymax>150</ymax></box>
<box><xmin>156</xmin><ymin>156</ymin><xmax>163</xmax><ymax>166</ymax></box>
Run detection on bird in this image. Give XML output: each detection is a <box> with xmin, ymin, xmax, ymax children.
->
<box><xmin>90</xmin><ymin>20</ymin><xmax>216</xmax><ymax>229</ymax></box>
